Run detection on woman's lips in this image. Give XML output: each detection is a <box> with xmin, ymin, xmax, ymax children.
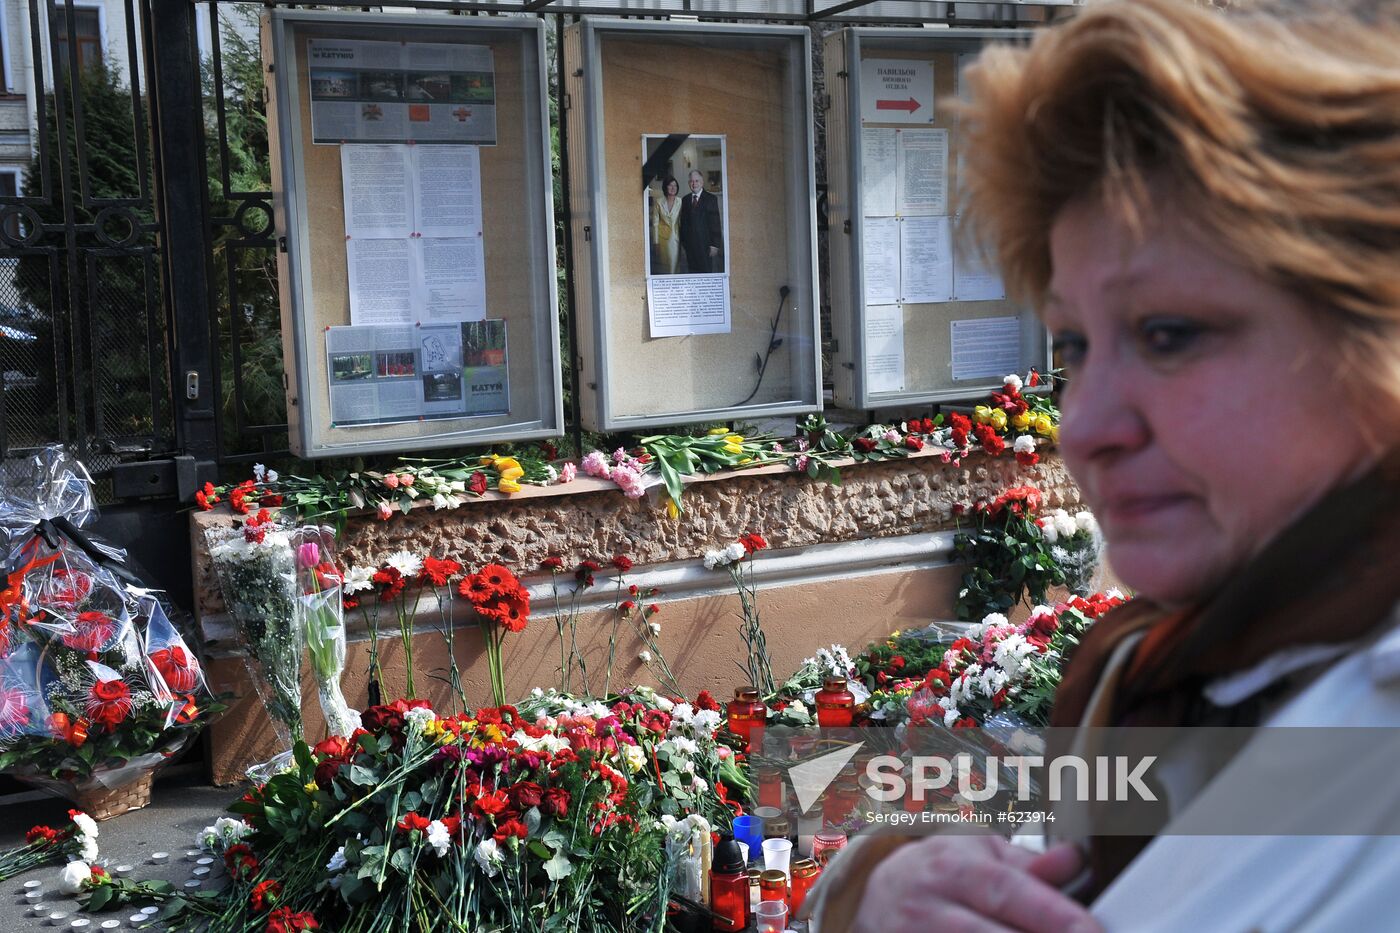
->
<box><xmin>1101</xmin><ymin>492</ymin><xmax>1193</xmax><ymax>523</ymax></box>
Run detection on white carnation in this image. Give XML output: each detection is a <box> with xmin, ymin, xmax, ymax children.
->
<box><xmin>426</xmin><ymin>821</ymin><xmax>451</xmax><ymax>858</ymax></box>
<box><xmin>724</xmin><ymin>542</ymin><xmax>746</xmax><ymax>563</ymax></box>
<box><xmin>326</xmin><ymin>846</ymin><xmax>347</xmax><ymax>873</ymax></box>
<box><xmin>1075</xmin><ymin>511</ymin><xmax>1099</xmax><ymax>535</ymax></box>
<box><xmin>59</xmin><ymin>860</ymin><xmax>90</xmax><ymax>894</ymax></box>
<box><xmin>638</xmin><ymin>650</ymin><xmax>653</xmax><ymax>663</ymax></box>
<box><xmin>405</xmin><ymin>706</ymin><xmax>437</xmax><ymax>736</ymax></box>
<box><xmin>1053</xmin><ymin>511</ymin><xmax>1078</xmax><ymax>539</ymax></box>
<box><xmin>474</xmin><ymin>838</ymin><xmax>503</xmax><ymax>877</ymax></box>
<box><xmin>1038</xmin><ymin>520</ymin><xmax>1058</xmax><ymax>544</ymax></box>
<box><xmin>943</xmin><ymin>708</ymin><xmax>961</xmax><ymax>728</ymax></box>
<box><xmin>1004</xmin><ymin>374</ymin><xmax>1023</xmax><ymax>390</ymax></box>
<box><xmin>70</xmin><ymin>811</ymin><xmax>99</xmax><ymax>840</ymax></box>
<box><xmin>1013</xmin><ymin>434</ymin><xmax>1036</xmax><ymax>454</ymax></box>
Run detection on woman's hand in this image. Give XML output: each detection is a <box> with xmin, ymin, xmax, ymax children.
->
<box><xmin>852</xmin><ymin>836</ymin><xmax>1102</xmax><ymax>933</ymax></box>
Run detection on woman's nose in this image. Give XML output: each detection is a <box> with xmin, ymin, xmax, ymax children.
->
<box><xmin>1057</xmin><ymin>358</ymin><xmax>1150</xmax><ymax>470</ymax></box>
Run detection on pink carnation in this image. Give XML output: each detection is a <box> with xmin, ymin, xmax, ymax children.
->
<box><xmin>581</xmin><ymin>451</ymin><xmax>611</xmax><ymax>479</ymax></box>
<box><xmin>559</xmin><ymin>462</ymin><xmax>577</xmax><ymax>484</ymax></box>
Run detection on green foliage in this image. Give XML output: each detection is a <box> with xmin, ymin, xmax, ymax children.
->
<box><xmin>952</xmin><ymin>488</ymin><xmax>1065</xmax><ymax>622</ymax></box>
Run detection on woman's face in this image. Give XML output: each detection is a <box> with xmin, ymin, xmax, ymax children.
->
<box><xmin>1046</xmin><ymin>197</ymin><xmax>1382</xmax><ymax>607</ymax></box>
<box><xmin>665</xmin><ymin>180</ymin><xmax>679</xmax><ymax>197</ymax></box>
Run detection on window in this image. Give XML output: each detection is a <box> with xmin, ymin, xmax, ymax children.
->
<box><xmin>51</xmin><ymin>8</ymin><xmax>102</xmax><ymax>76</ymax></box>
<box><xmin>0</xmin><ymin>169</ymin><xmax>24</xmax><ymax>240</ymax></box>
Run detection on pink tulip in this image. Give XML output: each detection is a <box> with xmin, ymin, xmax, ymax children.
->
<box><xmin>296</xmin><ymin>541</ymin><xmax>320</xmax><ymax>569</ymax></box>
<box><xmin>377</xmin><ymin>501</ymin><xmax>394</xmax><ymax>520</ymax></box>
<box><xmin>399</xmin><ymin>473</ymin><xmax>415</xmax><ymax>487</ymax></box>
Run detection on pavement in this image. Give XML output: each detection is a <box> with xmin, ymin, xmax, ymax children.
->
<box><xmin>0</xmin><ymin>770</ymin><xmax>239</xmax><ymax>931</ymax></box>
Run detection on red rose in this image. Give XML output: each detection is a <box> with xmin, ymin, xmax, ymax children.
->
<box><xmin>511</xmin><ymin>781</ymin><xmax>544</xmax><ymax>809</ymax></box>
<box><xmin>468</xmin><ymin>472</ymin><xmax>488</xmax><ymax>495</ymax></box>
<box><xmin>853</xmin><ymin>437</ymin><xmax>877</xmax><ymax>453</ymax></box>
<box><xmin>249</xmin><ymin>879</ymin><xmax>282</xmax><ymax>912</ymax></box>
<box><xmin>905</xmin><ymin>436</ymin><xmax>925</xmax><ymax>452</ymax></box>
<box><xmin>541</xmin><ymin>787</ymin><xmax>571</xmax><ymax>818</ymax></box>
<box><xmin>63</xmin><ymin>611</ymin><xmax>116</xmax><ymax>652</ymax></box>
<box><xmin>149</xmin><ymin>645</ymin><xmax>201</xmax><ymax>693</ymax></box>
<box><xmin>85</xmin><ymin>679</ymin><xmax>132</xmax><ymax>730</ymax></box>
<box><xmin>889</xmin><ymin>656</ymin><xmax>906</xmax><ymax>670</ymax></box>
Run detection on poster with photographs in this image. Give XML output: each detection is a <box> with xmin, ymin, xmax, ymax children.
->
<box><xmin>326</xmin><ymin>320</ymin><xmax>508</xmax><ymax>427</ymax></box>
<box><xmin>641</xmin><ymin>134</ymin><xmax>731</xmax><ymax>338</ymax></box>
<box><xmin>308</xmin><ymin>39</ymin><xmax>496</xmax><ymax>146</ymax></box>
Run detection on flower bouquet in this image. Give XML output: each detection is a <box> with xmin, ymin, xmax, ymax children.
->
<box><xmin>117</xmin><ymin>689</ymin><xmax>740</xmax><ymax>932</ymax></box>
<box><xmin>206</xmin><ymin>508</ymin><xmax>305</xmax><ymax>772</ymax></box>
<box><xmin>0</xmin><ymin>808</ymin><xmax>99</xmax><ymax>880</ymax></box>
<box><xmin>952</xmin><ymin>485</ymin><xmax>1066</xmax><ymax>622</ymax></box>
<box><xmin>0</xmin><ymin>448</ymin><xmax>222</xmax><ymax>817</ymax></box>
<box><xmin>1036</xmin><ymin>508</ymin><xmax>1104</xmax><ymax>596</ymax></box>
<box><xmin>908</xmin><ymin>590</ymin><xmax>1129</xmax><ymax>731</ymax></box>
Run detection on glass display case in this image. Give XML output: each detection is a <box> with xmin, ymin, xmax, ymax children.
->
<box><xmin>265</xmin><ymin>11</ymin><xmax>562</xmax><ymax>458</ymax></box>
<box><xmin>564</xmin><ymin>18</ymin><xmax>821</xmax><ymax>431</ymax></box>
<box><xmin>825</xmin><ymin>27</ymin><xmax>1050</xmax><ymax>410</ymax></box>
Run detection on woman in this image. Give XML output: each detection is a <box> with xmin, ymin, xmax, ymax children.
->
<box><xmin>651</xmin><ymin>175</ymin><xmax>683</xmax><ymax>275</ymax></box>
<box><xmin>812</xmin><ymin>1</ymin><xmax>1400</xmax><ymax>929</ymax></box>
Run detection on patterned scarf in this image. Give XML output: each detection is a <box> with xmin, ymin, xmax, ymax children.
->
<box><xmin>1050</xmin><ymin>446</ymin><xmax>1400</xmax><ymax>894</ymax></box>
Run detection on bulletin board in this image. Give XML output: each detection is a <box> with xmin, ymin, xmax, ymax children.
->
<box><xmin>825</xmin><ymin>28</ymin><xmax>1051</xmax><ymax>410</ymax></box>
<box><xmin>264</xmin><ymin>11</ymin><xmax>562</xmax><ymax>458</ymax></box>
<box><xmin>565</xmin><ymin>19</ymin><xmax>821</xmax><ymax>432</ymax></box>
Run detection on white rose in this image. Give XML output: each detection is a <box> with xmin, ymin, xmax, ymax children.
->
<box><xmin>1054</xmin><ymin>512</ymin><xmax>1078</xmax><ymax>539</ymax></box>
<box><xmin>59</xmin><ymin>860</ymin><xmax>90</xmax><ymax>894</ymax></box>
<box><xmin>654</xmin><ymin>695</ymin><xmax>675</xmax><ymax>712</ymax></box>
<box><xmin>1038</xmin><ymin>520</ymin><xmax>1058</xmax><ymax>544</ymax></box>
<box><xmin>1075</xmin><ymin>511</ymin><xmax>1099</xmax><ymax>535</ymax></box>
<box><xmin>622</xmin><ymin>744</ymin><xmax>646</xmax><ymax>773</ymax></box>
<box><xmin>326</xmin><ymin>847</ymin><xmax>347</xmax><ymax>873</ymax></box>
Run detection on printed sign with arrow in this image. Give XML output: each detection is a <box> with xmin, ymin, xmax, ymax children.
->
<box><xmin>860</xmin><ymin>57</ymin><xmax>935</xmax><ymax>125</ymax></box>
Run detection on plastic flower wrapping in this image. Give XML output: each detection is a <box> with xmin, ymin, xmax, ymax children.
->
<box><xmin>205</xmin><ymin>509</ymin><xmax>304</xmax><ymax>748</ymax></box>
<box><xmin>0</xmin><ymin>447</ymin><xmax>222</xmax><ymax>799</ymax></box>
<box><xmin>291</xmin><ymin>525</ymin><xmax>358</xmax><ymax>739</ymax></box>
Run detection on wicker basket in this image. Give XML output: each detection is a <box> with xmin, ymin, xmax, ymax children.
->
<box><xmin>54</xmin><ymin>772</ymin><xmax>155</xmax><ymax>822</ymax></box>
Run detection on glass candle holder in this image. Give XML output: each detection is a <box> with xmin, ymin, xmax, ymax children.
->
<box><xmin>790</xmin><ymin>857</ymin><xmax>822</xmax><ymax>916</ymax></box>
<box><xmin>726</xmin><ymin>687</ymin><xmax>767</xmax><ymax>752</ymax></box>
<box><xmin>814</xmin><ymin>677</ymin><xmax>855</xmax><ymax>727</ymax></box>
<box><xmin>812</xmin><ymin>830</ymin><xmax>848</xmax><ymax>867</ymax></box>
<box><xmin>758</xmin><ymin>869</ymin><xmax>788</xmax><ymax>904</ymax></box>
<box><xmin>755</xmin><ymin>899</ymin><xmax>788</xmax><ymax>933</ymax></box>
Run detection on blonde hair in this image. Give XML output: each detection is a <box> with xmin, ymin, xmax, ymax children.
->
<box><xmin>957</xmin><ymin>0</ymin><xmax>1400</xmax><ymax>408</ymax></box>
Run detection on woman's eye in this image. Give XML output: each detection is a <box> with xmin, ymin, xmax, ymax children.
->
<box><xmin>1051</xmin><ymin>333</ymin><xmax>1087</xmax><ymax>369</ymax></box>
<box><xmin>1139</xmin><ymin>319</ymin><xmax>1204</xmax><ymax>357</ymax></box>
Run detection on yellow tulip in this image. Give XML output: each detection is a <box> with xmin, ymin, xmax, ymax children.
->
<box><xmin>493</xmin><ymin>456</ymin><xmax>522</xmax><ymax>474</ymax></box>
<box><xmin>973</xmin><ymin>405</ymin><xmax>992</xmax><ymax>425</ymax></box>
<box><xmin>723</xmin><ymin>442</ymin><xmax>743</xmax><ymax>456</ymax></box>
<box><xmin>738</xmin><ymin>457</ymin><xmax>752</xmax><ymax>465</ymax></box>
<box><xmin>707</xmin><ymin>426</ymin><xmax>731</xmax><ymax>436</ymax></box>
<box><xmin>990</xmin><ymin>409</ymin><xmax>1008</xmax><ymax>431</ymax></box>
<box><xmin>724</xmin><ymin>434</ymin><xmax>745</xmax><ymax>446</ymax></box>
<box><xmin>499</xmin><ymin>465</ymin><xmax>525</xmax><ymax>482</ymax></box>
<box><xmin>497</xmin><ymin>477</ymin><xmax>522</xmax><ymax>494</ymax></box>
<box><xmin>1011</xmin><ymin>411</ymin><xmax>1032</xmax><ymax>431</ymax></box>
<box><xmin>666</xmin><ymin>497</ymin><xmax>680</xmax><ymax>520</ymax></box>
<box><xmin>478</xmin><ymin>456</ymin><xmax>495</xmax><ymax>466</ymax></box>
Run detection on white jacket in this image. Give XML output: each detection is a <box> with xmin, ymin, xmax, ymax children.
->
<box><xmin>1091</xmin><ymin>608</ymin><xmax>1400</xmax><ymax>931</ymax></box>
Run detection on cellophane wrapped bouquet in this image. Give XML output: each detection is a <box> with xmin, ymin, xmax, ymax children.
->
<box><xmin>205</xmin><ymin>508</ymin><xmax>304</xmax><ymax>751</ymax></box>
<box><xmin>0</xmin><ymin>448</ymin><xmax>222</xmax><ymax>812</ymax></box>
<box><xmin>291</xmin><ymin>524</ymin><xmax>358</xmax><ymax>738</ymax></box>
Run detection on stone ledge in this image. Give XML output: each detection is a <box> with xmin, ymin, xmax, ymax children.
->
<box><xmin>190</xmin><ymin>448</ymin><xmax>1083</xmax><ymax>619</ymax></box>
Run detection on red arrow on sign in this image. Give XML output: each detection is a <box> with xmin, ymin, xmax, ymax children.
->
<box><xmin>876</xmin><ymin>97</ymin><xmax>922</xmax><ymax>114</ymax></box>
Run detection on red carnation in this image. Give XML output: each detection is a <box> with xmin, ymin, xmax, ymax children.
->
<box><xmin>266</xmin><ymin>908</ymin><xmax>319</xmax><ymax>933</ymax></box>
<box><xmin>25</xmin><ymin>825</ymin><xmax>61</xmax><ymax>845</ymax></box>
<box><xmin>397</xmin><ymin>811</ymin><xmax>432</xmax><ymax>834</ymax></box>
<box><xmin>249</xmin><ymin>879</ymin><xmax>282</xmax><ymax>912</ymax></box>
<box><xmin>224</xmin><ymin>843</ymin><xmax>260</xmax><ymax>881</ymax></box>
<box><xmin>694</xmin><ymin>690</ymin><xmax>720</xmax><ymax>712</ymax></box>
<box><xmin>541</xmin><ymin>556</ymin><xmax>564</xmax><ymax>571</ymax></box>
<box><xmin>611</xmin><ymin>555</ymin><xmax>633</xmax><ymax>573</ymax></box>
<box><xmin>949</xmin><ymin>412</ymin><xmax>972</xmax><ymax>449</ymax></box>
<box><xmin>493</xmin><ymin>818</ymin><xmax>529</xmax><ymax>844</ymax></box>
